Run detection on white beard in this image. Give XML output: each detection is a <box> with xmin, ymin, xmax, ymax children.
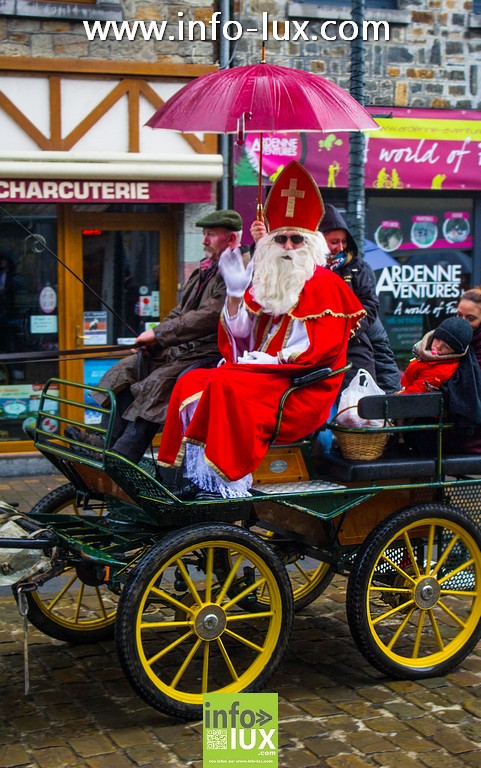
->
<box><xmin>251</xmin><ymin>232</ymin><xmax>329</xmax><ymax>316</ymax></box>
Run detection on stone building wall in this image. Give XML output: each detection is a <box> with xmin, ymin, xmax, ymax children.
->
<box><xmin>0</xmin><ymin>1</ymin><xmax>216</xmax><ymax>65</ymax></box>
<box><xmin>233</xmin><ymin>0</ymin><xmax>481</xmax><ymax>110</ymax></box>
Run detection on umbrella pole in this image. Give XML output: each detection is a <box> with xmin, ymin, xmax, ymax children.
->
<box><xmin>256</xmin><ymin>43</ymin><xmax>267</xmax><ymax>221</ymax></box>
<box><xmin>256</xmin><ymin>132</ymin><xmax>264</xmax><ymax>221</ymax></box>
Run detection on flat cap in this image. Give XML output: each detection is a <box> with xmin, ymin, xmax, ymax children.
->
<box><xmin>195</xmin><ymin>209</ymin><xmax>242</xmax><ymax>231</ymax></box>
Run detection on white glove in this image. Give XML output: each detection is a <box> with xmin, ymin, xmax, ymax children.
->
<box><xmin>218</xmin><ymin>247</ymin><xmax>253</xmax><ymax>297</ymax></box>
<box><xmin>237</xmin><ymin>350</ymin><xmax>279</xmax><ymax>365</ymax></box>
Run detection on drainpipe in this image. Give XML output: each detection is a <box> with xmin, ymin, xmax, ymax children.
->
<box><xmin>219</xmin><ymin>0</ymin><xmax>230</xmax><ymax>209</ymax></box>
<box><xmin>347</xmin><ymin>0</ymin><xmax>366</xmax><ymax>257</ymax></box>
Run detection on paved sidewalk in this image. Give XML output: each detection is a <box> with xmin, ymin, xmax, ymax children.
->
<box><xmin>1</xmin><ymin>474</ymin><xmax>481</xmax><ymax>768</ymax></box>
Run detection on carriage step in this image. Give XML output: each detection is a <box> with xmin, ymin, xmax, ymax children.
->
<box><xmin>253</xmin><ymin>479</ymin><xmax>346</xmax><ymax>495</ymax></box>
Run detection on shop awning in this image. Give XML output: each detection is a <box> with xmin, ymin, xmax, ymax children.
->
<box><xmin>0</xmin><ymin>151</ymin><xmax>223</xmax><ymax>203</ymax></box>
<box><xmin>0</xmin><ymin>151</ymin><xmax>223</xmax><ymax>180</ymax></box>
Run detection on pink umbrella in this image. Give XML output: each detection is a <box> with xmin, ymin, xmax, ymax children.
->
<box><xmin>147</xmin><ymin>60</ymin><xmax>379</xmax><ymax>217</ymax></box>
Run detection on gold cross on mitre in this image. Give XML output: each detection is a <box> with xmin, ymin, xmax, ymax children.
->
<box><xmin>280</xmin><ymin>179</ymin><xmax>306</xmax><ymax>217</ymax></box>
<box><xmin>263</xmin><ymin>161</ymin><xmax>325</xmax><ymax>234</ymax></box>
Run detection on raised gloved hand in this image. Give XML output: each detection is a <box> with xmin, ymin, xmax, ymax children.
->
<box><xmin>218</xmin><ymin>247</ymin><xmax>253</xmax><ymax>297</ymax></box>
<box><xmin>237</xmin><ymin>350</ymin><xmax>278</xmax><ymax>365</ymax></box>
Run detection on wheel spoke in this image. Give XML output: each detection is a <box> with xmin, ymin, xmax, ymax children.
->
<box><xmin>223</xmin><ymin>577</ymin><xmax>267</xmax><ymax>610</ymax></box>
<box><xmin>202</xmin><ymin>640</ymin><xmax>210</xmax><ymax>693</ymax></box>
<box><xmin>47</xmin><ymin>573</ymin><xmax>78</xmax><ymax>609</ymax></box>
<box><xmin>74</xmin><ymin>582</ymin><xmax>85</xmax><ymax>622</ymax></box>
<box><xmin>386</xmin><ymin>606</ymin><xmax>417</xmax><ymax>650</ymax></box>
<box><xmin>370</xmin><ymin>597</ymin><xmax>415</xmax><ymax>625</ymax></box>
<box><xmin>140</xmin><ymin>619</ymin><xmax>190</xmax><ymax>629</ymax></box>
<box><xmin>226</xmin><ymin>611</ymin><xmax>274</xmax><ymax>622</ymax></box>
<box><xmin>146</xmin><ymin>630</ymin><xmax>195</xmax><ymax>665</ymax></box>
<box><xmin>436</xmin><ymin>599</ymin><xmax>468</xmax><ymax>629</ymax></box>
<box><xmin>427</xmin><ymin>608</ymin><xmax>445</xmax><ymax>651</ymax></box>
<box><xmin>402</xmin><ymin>531</ymin><xmax>421</xmax><ymax>578</ymax></box>
<box><xmin>171</xmin><ymin>638</ymin><xmax>203</xmax><ymax>689</ymax></box>
<box><xmin>149</xmin><ymin>585</ymin><xmax>195</xmax><ymax>614</ymax></box>
<box><xmin>438</xmin><ymin>559</ymin><xmax>475</xmax><ymax>586</ymax></box>
<box><xmin>216</xmin><ymin>553</ymin><xmax>244</xmax><ymax>603</ymax></box>
<box><xmin>216</xmin><ymin>636</ymin><xmax>239</xmax><ymax>682</ymax></box>
<box><xmin>425</xmin><ymin>524</ymin><xmax>435</xmax><ymax>575</ymax></box>
<box><xmin>223</xmin><ymin>628</ymin><xmax>264</xmax><ymax>653</ymax></box>
<box><xmin>174</xmin><ymin>557</ymin><xmax>203</xmax><ymax>607</ymax></box>
<box><xmin>431</xmin><ymin>533</ymin><xmax>459</xmax><ymax>576</ymax></box>
<box><xmin>380</xmin><ymin>553</ymin><xmax>417</xmax><ymax>584</ymax></box>
<box><xmin>94</xmin><ymin>586</ymin><xmax>109</xmax><ymax>619</ymax></box>
<box><xmin>412</xmin><ymin>608</ymin><xmax>426</xmax><ymax>658</ymax></box>
<box><xmin>204</xmin><ymin>546</ymin><xmax>214</xmax><ymax>603</ymax></box>
<box><xmin>293</xmin><ymin>560</ymin><xmax>312</xmax><ymax>580</ymax></box>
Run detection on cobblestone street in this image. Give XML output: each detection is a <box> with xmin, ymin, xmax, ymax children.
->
<box><xmin>1</xmin><ymin>474</ymin><xmax>481</xmax><ymax>768</ymax></box>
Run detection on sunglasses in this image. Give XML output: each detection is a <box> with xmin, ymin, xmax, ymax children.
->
<box><xmin>273</xmin><ymin>234</ymin><xmax>305</xmax><ymax>245</ymax></box>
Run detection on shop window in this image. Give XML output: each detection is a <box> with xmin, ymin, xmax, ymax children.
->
<box><xmin>0</xmin><ymin>205</ymin><xmax>59</xmax><ymax>443</ymax></box>
<box><xmin>366</xmin><ymin>196</ymin><xmax>474</xmax><ymax>369</ymax></box>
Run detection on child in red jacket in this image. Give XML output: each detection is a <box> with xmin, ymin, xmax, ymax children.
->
<box><xmin>400</xmin><ymin>316</ymin><xmax>473</xmax><ymax>394</ymax></box>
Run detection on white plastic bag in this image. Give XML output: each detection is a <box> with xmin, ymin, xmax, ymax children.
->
<box><xmin>336</xmin><ymin>369</ymin><xmax>385</xmax><ymax>428</ymax></box>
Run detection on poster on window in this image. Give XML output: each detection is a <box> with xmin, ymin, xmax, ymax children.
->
<box><xmin>83</xmin><ymin>311</ymin><xmax>107</xmax><ymax>345</ymax></box>
<box><xmin>366</xmin><ymin>199</ymin><xmax>473</xmax><ymax>363</ymax></box>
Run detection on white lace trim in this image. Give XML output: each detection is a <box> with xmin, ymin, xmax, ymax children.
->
<box><xmin>184</xmin><ymin>443</ymin><xmax>252</xmax><ymax>498</ymax></box>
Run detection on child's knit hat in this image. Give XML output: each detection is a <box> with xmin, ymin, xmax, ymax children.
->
<box><xmin>432</xmin><ymin>316</ymin><xmax>473</xmax><ymax>354</ymax></box>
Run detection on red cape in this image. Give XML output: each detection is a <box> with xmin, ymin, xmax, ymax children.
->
<box><xmin>158</xmin><ymin>268</ymin><xmax>364</xmax><ymax>481</ymax></box>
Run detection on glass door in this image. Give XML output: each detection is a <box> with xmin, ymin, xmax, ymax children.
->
<box><xmin>59</xmin><ymin>210</ymin><xmax>177</xmax><ymax>427</ymax></box>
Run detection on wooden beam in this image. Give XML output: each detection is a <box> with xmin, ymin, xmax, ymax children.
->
<box><xmin>49</xmin><ymin>76</ymin><xmax>62</xmax><ymax>146</ymax></box>
<box><xmin>0</xmin><ymin>92</ymin><xmax>50</xmax><ymax>149</ymax></box>
<box><xmin>139</xmin><ymin>81</ymin><xmax>217</xmax><ymax>155</ymax></box>
<box><xmin>0</xmin><ymin>57</ymin><xmax>217</xmax><ymax>79</ymax></box>
<box><xmin>128</xmin><ymin>80</ymin><xmax>140</xmax><ymax>153</ymax></box>
<box><xmin>62</xmin><ymin>80</ymin><xmax>129</xmax><ymax>150</ymax></box>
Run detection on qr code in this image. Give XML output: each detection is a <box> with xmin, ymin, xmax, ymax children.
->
<box><xmin>205</xmin><ymin>729</ymin><xmax>228</xmax><ymax>749</ymax></box>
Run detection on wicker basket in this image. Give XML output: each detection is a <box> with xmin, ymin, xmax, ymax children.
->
<box><xmin>331</xmin><ymin>406</ymin><xmax>390</xmax><ymax>461</ymax></box>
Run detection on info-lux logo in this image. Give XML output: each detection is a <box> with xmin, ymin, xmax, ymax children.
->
<box><xmin>203</xmin><ymin>692</ymin><xmax>278</xmax><ymax>766</ymax></box>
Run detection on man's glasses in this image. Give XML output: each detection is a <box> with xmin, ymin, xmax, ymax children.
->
<box><xmin>273</xmin><ymin>234</ymin><xmax>305</xmax><ymax>245</ymax></box>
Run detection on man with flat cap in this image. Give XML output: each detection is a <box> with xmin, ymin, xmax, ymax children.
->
<box><xmin>66</xmin><ymin>209</ymin><xmax>245</xmax><ymax>462</ymax></box>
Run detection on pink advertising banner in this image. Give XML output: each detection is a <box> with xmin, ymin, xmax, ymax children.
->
<box><xmin>0</xmin><ymin>180</ymin><xmax>215</xmax><ymax>203</ymax></box>
<box><xmin>233</xmin><ymin>107</ymin><xmax>481</xmax><ymax>191</ymax></box>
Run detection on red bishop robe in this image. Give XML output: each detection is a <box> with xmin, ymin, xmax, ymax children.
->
<box><xmin>158</xmin><ymin>267</ymin><xmax>365</xmax><ymax>481</ymax></box>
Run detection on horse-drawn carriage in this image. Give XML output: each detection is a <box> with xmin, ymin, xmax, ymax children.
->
<box><xmin>2</xmin><ymin>367</ymin><xmax>481</xmax><ymax>720</ymax></box>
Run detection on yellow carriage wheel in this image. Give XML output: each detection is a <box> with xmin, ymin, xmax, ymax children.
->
<box><xmin>248</xmin><ymin>530</ymin><xmax>334</xmax><ymax>611</ymax></box>
<box><xmin>21</xmin><ymin>483</ymin><xmax>118</xmax><ymax>643</ymax></box>
<box><xmin>115</xmin><ymin>523</ymin><xmax>293</xmax><ymax>719</ymax></box>
<box><xmin>347</xmin><ymin>504</ymin><xmax>481</xmax><ymax>678</ymax></box>
<box><xmin>287</xmin><ymin>559</ymin><xmax>334</xmax><ymax>610</ymax></box>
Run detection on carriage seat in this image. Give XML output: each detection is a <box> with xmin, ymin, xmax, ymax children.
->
<box><xmin>315</xmin><ymin>391</ymin><xmax>481</xmax><ymax>482</ymax></box>
<box><xmin>315</xmin><ymin>446</ymin><xmax>437</xmax><ymax>482</ymax></box>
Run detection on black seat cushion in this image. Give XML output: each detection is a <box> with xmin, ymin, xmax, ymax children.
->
<box><xmin>315</xmin><ymin>446</ymin><xmax>436</xmax><ymax>482</ymax></box>
<box><xmin>442</xmin><ymin>455</ymin><xmax>481</xmax><ymax>475</ymax></box>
